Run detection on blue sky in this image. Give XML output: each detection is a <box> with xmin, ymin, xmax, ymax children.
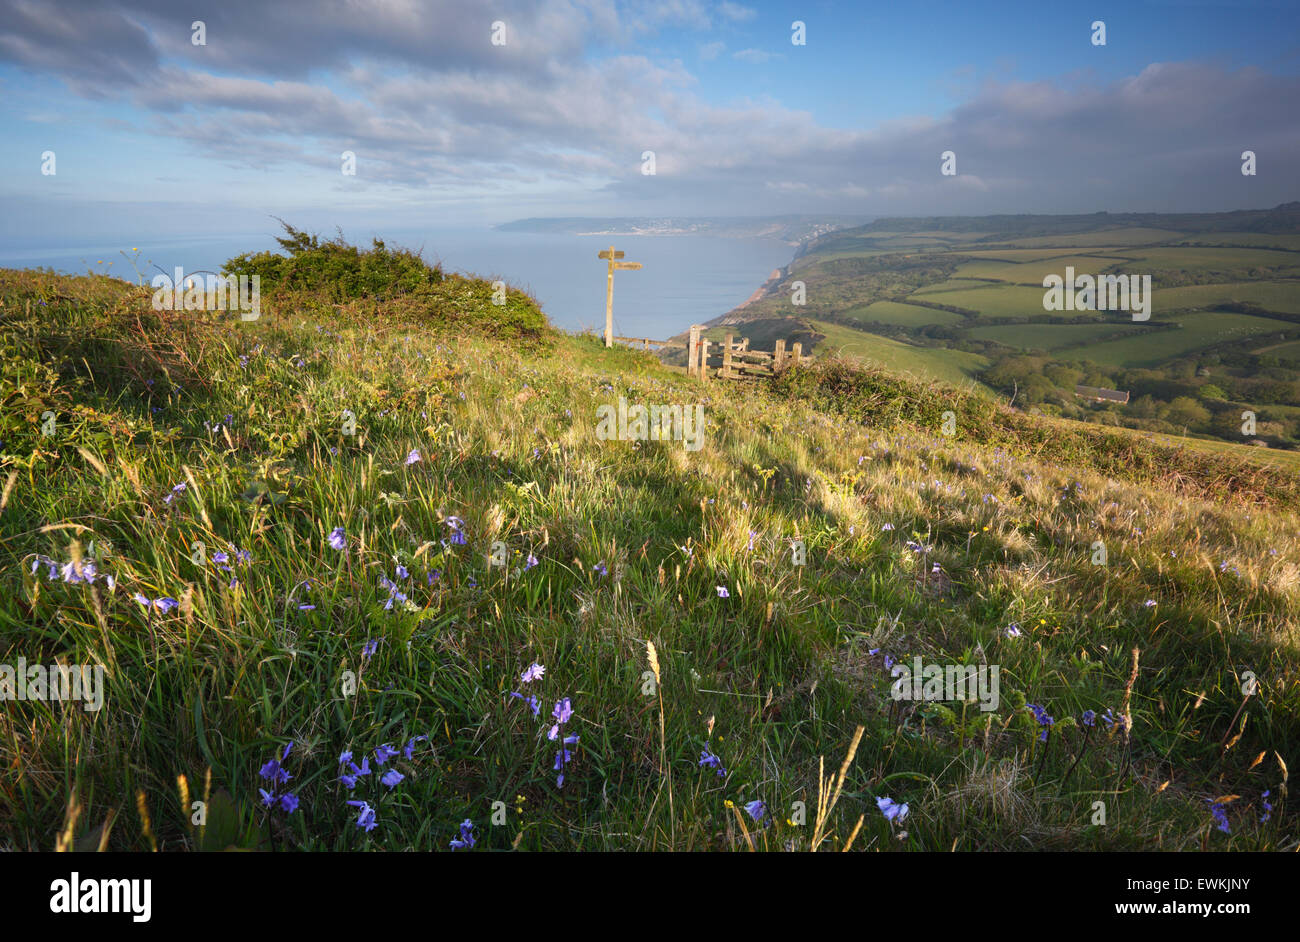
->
<box><xmin>1</xmin><ymin>0</ymin><xmax>1298</xmax><ymax>245</ymax></box>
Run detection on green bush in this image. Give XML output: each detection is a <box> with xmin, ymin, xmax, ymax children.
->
<box><xmin>223</xmin><ymin>221</ymin><xmax>443</xmax><ymax>302</ymax></box>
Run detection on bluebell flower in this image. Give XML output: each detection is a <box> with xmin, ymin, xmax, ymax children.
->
<box><xmin>449</xmin><ymin>819</ymin><xmax>475</xmax><ymax>850</ymax></box>
<box><xmin>403</xmin><ymin>735</ymin><xmax>428</xmax><ymax>760</ymax></box>
<box><xmin>521</xmin><ymin>663</ymin><xmax>545</xmax><ymax>684</ymax></box>
<box><xmin>405</xmin><ymin>449</ymin><xmax>421</xmax><ymax>465</ymax></box>
<box><xmin>374</xmin><ymin>743</ymin><xmax>399</xmax><ymax>766</ymax></box>
<box><xmin>699</xmin><ymin>748</ymin><xmax>727</xmax><ymax>777</ymax></box>
<box><xmin>876</xmin><ymin>796</ymin><xmax>909</xmax><ymax>823</ymax></box>
<box><xmin>381</xmin><ymin>769</ymin><xmax>405</xmax><ymax>789</ymax></box>
<box><xmin>259</xmin><ymin>758</ymin><xmax>292</xmax><ymax>785</ymax></box>
<box><xmin>509</xmin><ymin>691</ymin><xmax>541</xmax><ymax>715</ymax></box>
<box><xmin>279</xmin><ymin>793</ymin><xmax>300</xmax><ymax>814</ymax></box>
<box><xmin>347</xmin><ymin>800</ymin><xmax>378</xmax><ymax>832</ymax></box>
<box><xmin>744</xmin><ymin>800</ymin><xmax>766</xmax><ymax>822</ymax></box>
<box><xmin>1205</xmin><ymin>800</ymin><xmax>1230</xmax><ymax>834</ymax></box>
<box><xmin>548</xmin><ymin>697</ymin><xmax>573</xmax><ymax>740</ymax></box>
<box><xmin>1082</xmin><ymin>710</ymin><xmax>1096</xmax><ymax>727</ymax></box>
<box><xmin>328</xmin><ymin>527</ymin><xmax>346</xmax><ymax>551</ymax></box>
<box><xmin>1026</xmin><ymin>703</ymin><xmax>1055</xmax><ymax>741</ymax></box>
<box><xmin>593</xmin><ymin>561</ymin><xmax>608</xmax><ymax>577</ymax></box>
<box><xmin>716</xmin><ymin>586</ymin><xmax>730</xmax><ymax>598</ymax></box>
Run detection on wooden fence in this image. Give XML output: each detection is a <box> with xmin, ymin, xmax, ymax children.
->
<box><xmin>605</xmin><ymin>327</ymin><xmax>805</xmax><ymax>381</ymax></box>
<box><xmin>686</xmin><ymin>325</ymin><xmax>802</xmax><ymax>380</ymax></box>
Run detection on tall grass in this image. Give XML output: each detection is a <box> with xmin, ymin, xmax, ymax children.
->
<box><xmin>0</xmin><ymin>257</ymin><xmax>1294</xmax><ymax>851</ymax></box>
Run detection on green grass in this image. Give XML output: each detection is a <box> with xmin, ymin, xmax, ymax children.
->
<box><xmin>1124</xmin><ymin>247</ymin><xmax>1300</xmax><ymax>271</ymax></box>
<box><xmin>901</xmin><ymin>284</ymin><xmax>1064</xmax><ymax>319</ymax></box>
<box><xmin>1153</xmin><ymin>281</ymin><xmax>1300</xmax><ymax>315</ymax></box>
<box><xmin>842</xmin><ymin>300</ymin><xmax>966</xmax><ymax>327</ymax></box>
<box><xmin>1001</xmin><ymin>228</ymin><xmax>1186</xmax><ymax>248</ymax></box>
<box><xmin>1</xmin><ymin>259</ymin><xmax>1296</xmax><ymax>854</ymax></box>
<box><xmin>1072</xmin><ymin>311</ymin><xmax>1296</xmax><ymax>368</ymax></box>
<box><xmin>967</xmin><ymin>322</ymin><xmax>1144</xmax><ymax>352</ymax></box>
<box><xmin>805</xmin><ymin>319</ymin><xmax>989</xmax><ymax>386</ymax></box>
<box><xmin>953</xmin><ymin>255</ymin><xmax>1137</xmax><ymax>284</ymax></box>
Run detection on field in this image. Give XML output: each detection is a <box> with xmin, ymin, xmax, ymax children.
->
<box><xmin>842</xmin><ymin>300</ymin><xmax>966</xmax><ymax>327</ymax></box>
<box><xmin>1076</xmin><ymin>311</ymin><xmax>1295</xmax><ymax>368</ymax></box>
<box><xmin>1154</xmin><ymin>282</ymin><xmax>1300</xmax><ymax>315</ymax></box>
<box><xmin>3</xmin><ymin>255</ymin><xmax>1297</xmax><ymax>854</ymax></box>
<box><xmin>804</xmin><ymin>319</ymin><xmax>989</xmax><ymax>385</ymax></box>
<box><xmin>711</xmin><ymin>209</ymin><xmax>1300</xmax><ymax>452</ymax></box>
<box><xmin>967</xmin><ymin>323</ymin><xmax>1143</xmax><ymax>352</ymax></box>
<box><xmin>953</xmin><ymin>255</ymin><xmax>1137</xmax><ymax>284</ymax></box>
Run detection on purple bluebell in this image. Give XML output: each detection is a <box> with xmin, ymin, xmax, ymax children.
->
<box><xmin>699</xmin><ymin>748</ymin><xmax>727</xmax><ymax>778</ymax></box>
<box><xmin>347</xmin><ymin>800</ymin><xmax>378</xmax><ymax>832</ymax></box>
<box><xmin>876</xmin><ymin>796</ymin><xmax>909</xmax><ymax>822</ymax></box>
<box><xmin>449</xmin><ymin>819</ymin><xmax>475</xmax><ymax>850</ymax></box>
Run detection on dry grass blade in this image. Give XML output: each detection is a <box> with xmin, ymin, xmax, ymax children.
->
<box><xmin>811</xmin><ymin>725</ymin><xmax>864</xmax><ymax>852</ymax></box>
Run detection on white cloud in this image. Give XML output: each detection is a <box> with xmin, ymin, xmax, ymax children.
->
<box><xmin>732</xmin><ymin>48</ymin><xmax>777</xmax><ymax>64</ymax></box>
<box><xmin>699</xmin><ymin>40</ymin><xmax>725</xmax><ymax>60</ymax></box>
<box><xmin>717</xmin><ymin>2</ymin><xmax>757</xmax><ymax>22</ymax></box>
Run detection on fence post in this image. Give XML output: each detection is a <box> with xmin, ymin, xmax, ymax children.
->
<box><xmin>700</xmin><ymin>339</ymin><xmax>711</xmax><ymax>380</ymax></box>
<box><xmin>740</xmin><ymin>337</ymin><xmax>749</xmax><ymax>352</ymax></box>
<box><xmin>643</xmin><ymin>338</ymin><xmax>649</xmax><ymax>351</ymax></box>
<box><xmin>791</xmin><ymin>342</ymin><xmax>802</xmax><ymax>366</ymax></box>
<box><xmin>723</xmin><ymin>332</ymin><xmax>734</xmax><ymax>380</ymax></box>
<box><xmin>774</xmin><ymin>339</ymin><xmax>785</xmax><ymax>369</ymax></box>
<box><xmin>688</xmin><ymin>325</ymin><xmax>701</xmax><ymax>378</ymax></box>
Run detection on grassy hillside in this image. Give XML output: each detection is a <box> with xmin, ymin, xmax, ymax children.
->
<box><xmin>1</xmin><ymin>243</ymin><xmax>1296</xmax><ymax>852</ymax></box>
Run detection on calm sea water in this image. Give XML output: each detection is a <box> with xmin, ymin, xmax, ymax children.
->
<box><xmin>0</xmin><ymin>228</ymin><xmax>794</xmax><ymax>338</ymax></box>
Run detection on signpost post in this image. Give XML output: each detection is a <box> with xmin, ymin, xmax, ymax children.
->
<box><xmin>598</xmin><ymin>246</ymin><xmax>642</xmax><ymax>347</ymax></box>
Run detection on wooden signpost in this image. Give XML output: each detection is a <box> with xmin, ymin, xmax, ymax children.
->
<box><xmin>598</xmin><ymin>245</ymin><xmax>642</xmax><ymax>347</ymax></box>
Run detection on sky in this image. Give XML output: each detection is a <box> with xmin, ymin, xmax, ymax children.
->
<box><xmin>1</xmin><ymin>0</ymin><xmax>1298</xmax><ymax>245</ymax></box>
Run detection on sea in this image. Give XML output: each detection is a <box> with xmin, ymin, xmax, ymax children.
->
<box><xmin>0</xmin><ymin>227</ymin><xmax>795</xmax><ymax>339</ymax></box>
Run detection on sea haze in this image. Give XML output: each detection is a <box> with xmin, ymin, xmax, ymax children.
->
<box><xmin>0</xmin><ymin>228</ymin><xmax>795</xmax><ymax>339</ymax></box>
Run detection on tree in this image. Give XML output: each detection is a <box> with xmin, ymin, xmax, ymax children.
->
<box><xmin>1163</xmin><ymin>396</ymin><xmax>1212</xmax><ymax>428</ymax></box>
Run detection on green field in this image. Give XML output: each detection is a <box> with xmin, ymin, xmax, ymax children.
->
<box><xmin>1071</xmin><ymin>311</ymin><xmax>1294</xmax><ymax>367</ymax></box>
<box><xmin>911</xmin><ymin>278</ymin><xmax>999</xmax><ymax>296</ymax></box>
<box><xmin>1001</xmin><ymin>228</ymin><xmax>1186</xmax><ymax>248</ymax></box>
<box><xmin>958</xmin><ymin>248</ymin><xmax>1131</xmax><ymax>261</ymax></box>
<box><xmin>954</xmin><ymin>254</ymin><xmax>1136</xmax><ymax>283</ymax></box>
<box><xmin>1153</xmin><ymin>281</ymin><xmax>1300</xmax><ymax>314</ymax></box>
<box><xmin>1124</xmin><ymin>246</ymin><xmax>1300</xmax><ymax>271</ymax></box>
<box><xmin>1177</xmin><ymin>234</ymin><xmax>1300</xmax><ymax>251</ymax></box>
<box><xmin>903</xmin><ymin>284</ymin><xmax>1065</xmax><ymax>319</ymax></box>
<box><xmin>1254</xmin><ymin>339</ymin><xmax>1300</xmax><ymax>360</ymax></box>
<box><xmin>843</xmin><ymin>300</ymin><xmax>966</xmax><ymax>327</ymax></box>
<box><xmin>967</xmin><ymin>322</ymin><xmax>1143</xmax><ymax>352</ymax></box>
<box><xmin>807</xmin><ymin>318</ymin><xmax>988</xmax><ymax>385</ymax></box>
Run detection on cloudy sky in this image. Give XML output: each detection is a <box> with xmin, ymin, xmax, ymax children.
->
<box><xmin>1</xmin><ymin>0</ymin><xmax>1298</xmax><ymax>244</ymax></box>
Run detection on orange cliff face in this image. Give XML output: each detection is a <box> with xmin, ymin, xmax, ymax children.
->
<box><xmin>735</xmin><ymin>268</ymin><xmax>784</xmax><ymax>312</ymax></box>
